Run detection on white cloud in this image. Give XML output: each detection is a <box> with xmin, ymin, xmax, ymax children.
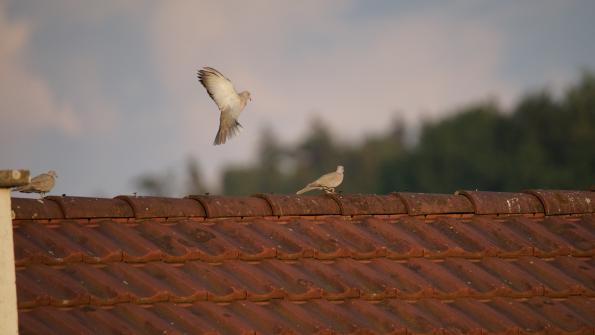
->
<box><xmin>0</xmin><ymin>3</ymin><xmax>81</xmax><ymax>142</ymax></box>
<box><xmin>4</xmin><ymin>0</ymin><xmax>586</xmax><ymax>195</ymax></box>
<box><xmin>143</xmin><ymin>1</ymin><xmax>528</xmax><ymax>187</ymax></box>
<box><xmin>148</xmin><ymin>1</ymin><xmax>514</xmax><ymax>147</ymax></box>
<box><xmin>146</xmin><ymin>1</ymin><xmax>351</xmax><ymax>180</ymax></box>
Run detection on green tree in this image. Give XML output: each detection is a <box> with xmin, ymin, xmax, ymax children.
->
<box><xmin>140</xmin><ymin>71</ymin><xmax>595</xmax><ymax>196</ymax></box>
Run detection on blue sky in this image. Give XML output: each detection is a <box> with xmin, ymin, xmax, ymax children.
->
<box><xmin>2</xmin><ymin>0</ymin><xmax>595</xmax><ymax>196</ymax></box>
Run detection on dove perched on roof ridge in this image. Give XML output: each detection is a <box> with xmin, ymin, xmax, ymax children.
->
<box><xmin>296</xmin><ymin>166</ymin><xmax>344</xmax><ymax>195</ymax></box>
<box><xmin>197</xmin><ymin>67</ymin><xmax>251</xmax><ymax>145</ymax></box>
<box><xmin>13</xmin><ymin>170</ymin><xmax>57</xmax><ymax>198</ymax></box>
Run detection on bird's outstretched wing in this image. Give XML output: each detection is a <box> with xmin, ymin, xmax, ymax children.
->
<box><xmin>197</xmin><ymin>67</ymin><xmax>240</xmax><ymax>113</ymax></box>
<box><xmin>198</xmin><ymin>67</ymin><xmax>245</xmax><ymax>145</ymax></box>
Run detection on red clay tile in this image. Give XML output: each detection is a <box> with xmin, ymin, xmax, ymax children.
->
<box><xmin>116</xmin><ymin>195</ymin><xmax>206</xmax><ymax>218</ymax></box>
<box><xmin>46</xmin><ymin>196</ymin><xmax>133</xmax><ymax>219</ymax></box>
<box><xmin>211</xmin><ymin>220</ymin><xmax>278</xmax><ymax>260</ymax></box>
<box><xmin>325</xmin><ymin>193</ymin><xmax>406</xmax><ymax>215</ymax></box>
<box><xmin>61</xmin><ymin>220</ymin><xmax>124</xmax><ymax>264</ymax></box>
<box><xmin>93</xmin><ymin>221</ymin><xmax>164</xmax><ymax>263</ymax></box>
<box><xmin>249</xmin><ymin>221</ymin><xmax>317</xmax><ymax>260</ymax></box>
<box><xmin>465</xmin><ymin>216</ymin><xmax>535</xmax><ymax>258</ymax></box>
<box><xmin>135</xmin><ymin>221</ymin><xmax>193</xmax><ymax>262</ymax></box>
<box><xmin>67</xmin><ymin>264</ymin><xmax>131</xmax><ymax>305</ymax></box>
<box><xmin>11</xmin><ymin>190</ymin><xmax>595</xmax><ymax>334</ymax></box>
<box><xmin>255</xmin><ymin>194</ymin><xmax>341</xmax><ymax>216</ymax></box>
<box><xmin>441</xmin><ymin>258</ymin><xmax>507</xmax><ymax>298</ymax></box>
<box><xmin>539</xmin><ymin>216</ymin><xmax>595</xmax><ymax>256</ymax></box>
<box><xmin>173</xmin><ymin>220</ymin><xmax>242</xmax><ymax>262</ymax></box>
<box><xmin>11</xmin><ymin>198</ymin><xmax>64</xmax><ymax>220</ymax></box>
<box><xmin>317</xmin><ymin>219</ymin><xmax>391</xmax><ymax>258</ymax></box>
<box><xmin>395</xmin><ymin>216</ymin><xmax>462</xmax><ymax>257</ymax></box>
<box><xmin>115</xmin><ymin>303</ymin><xmax>184</xmax><ymax>334</ymax></box>
<box><xmin>346</xmin><ymin>300</ymin><xmax>409</xmax><ymax>333</ymax></box>
<box><xmin>188</xmin><ymin>195</ymin><xmax>272</xmax><ymax>218</ymax></box>
<box><xmin>516</xmin><ymin>257</ymin><xmax>588</xmax><ymax>297</ymax></box>
<box><xmin>17</xmin><ymin>298</ymin><xmax>595</xmax><ymax>334</ymax></box>
<box><xmin>355</xmin><ymin>217</ymin><xmax>425</xmax><ymax>258</ymax></box>
<box><xmin>213</xmin><ymin>302</ymin><xmax>289</xmax><ymax>334</ymax></box>
<box><xmin>476</xmin><ymin>258</ymin><xmax>545</xmax><ymax>298</ymax></box>
<box><xmin>23</xmin><ymin>256</ymin><xmax>595</xmax><ymax>312</ymax></box>
<box><xmin>19</xmin><ymin>311</ymin><xmax>57</xmax><ymax>335</ymax></box>
<box><xmin>395</xmin><ymin>192</ymin><xmax>474</xmax><ymax>215</ymax></box>
<box><xmin>487</xmin><ymin>297</ymin><xmax>565</xmax><ymax>333</ymax></box>
<box><xmin>381</xmin><ymin>299</ymin><xmax>441</xmax><ymax>333</ymax></box>
<box><xmin>453</xmin><ymin>298</ymin><xmax>520</xmax><ymax>333</ymax></box>
<box><xmin>14</xmin><ymin>222</ymin><xmax>85</xmax><ymax>265</ymax></box>
<box><xmin>429</xmin><ymin>217</ymin><xmax>494</xmax><ymax>258</ymax></box>
<box><xmin>420</xmin><ymin>298</ymin><xmax>484</xmax><ymax>331</ymax></box>
<box><xmin>73</xmin><ymin>306</ymin><xmax>137</xmax><ymax>334</ymax></box>
<box><xmin>501</xmin><ymin>216</ymin><xmax>575</xmax><ymax>257</ymax></box>
<box><xmin>148</xmin><ymin>303</ymin><xmax>217</xmax><ymax>334</ymax></box>
<box><xmin>16</xmin><ymin>270</ymin><xmax>51</xmax><ymax>308</ymax></box>
<box><xmin>526</xmin><ymin>297</ymin><xmax>594</xmax><ymax>333</ymax></box>
<box><xmin>551</xmin><ymin>257</ymin><xmax>595</xmax><ymax>293</ymax></box>
<box><xmin>525</xmin><ymin>189</ymin><xmax>595</xmax><ymax>215</ymax></box>
<box><xmin>457</xmin><ymin>190</ymin><xmax>544</xmax><ymax>214</ymax></box>
<box><xmin>561</xmin><ymin>297</ymin><xmax>595</xmax><ymax>328</ymax></box>
<box><xmin>23</xmin><ymin>265</ymin><xmax>91</xmax><ymax>307</ymax></box>
<box><xmin>21</xmin><ymin>306</ymin><xmax>95</xmax><ymax>334</ymax></box>
<box><xmin>309</xmin><ymin>224</ymin><xmax>374</xmax><ymax>260</ymax></box>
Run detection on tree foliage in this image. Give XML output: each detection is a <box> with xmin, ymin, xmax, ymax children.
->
<box><xmin>222</xmin><ymin>72</ymin><xmax>595</xmax><ymax>195</ymax></box>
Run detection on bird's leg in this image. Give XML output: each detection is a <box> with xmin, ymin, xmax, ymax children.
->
<box><xmin>323</xmin><ymin>187</ymin><xmax>336</xmax><ymax>194</ymax></box>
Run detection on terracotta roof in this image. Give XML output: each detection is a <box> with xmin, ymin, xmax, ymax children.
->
<box><xmin>11</xmin><ymin>190</ymin><xmax>595</xmax><ymax>334</ymax></box>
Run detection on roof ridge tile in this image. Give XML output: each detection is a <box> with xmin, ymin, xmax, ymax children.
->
<box><xmin>11</xmin><ymin>197</ymin><xmax>64</xmax><ymax>220</ymax></box>
<box><xmin>325</xmin><ymin>193</ymin><xmax>407</xmax><ymax>216</ymax></box>
<box><xmin>524</xmin><ymin>189</ymin><xmax>595</xmax><ymax>215</ymax></box>
<box><xmin>254</xmin><ymin>194</ymin><xmax>341</xmax><ymax>216</ymax></box>
<box><xmin>456</xmin><ymin>190</ymin><xmax>544</xmax><ymax>214</ymax></box>
<box><xmin>188</xmin><ymin>195</ymin><xmax>272</xmax><ymax>218</ymax></box>
<box><xmin>45</xmin><ymin>196</ymin><xmax>134</xmax><ymax>219</ymax></box>
<box><xmin>11</xmin><ymin>189</ymin><xmax>595</xmax><ymax>219</ymax></box>
<box><xmin>393</xmin><ymin>192</ymin><xmax>474</xmax><ymax>215</ymax></box>
<box><xmin>116</xmin><ymin>195</ymin><xmax>206</xmax><ymax>219</ymax></box>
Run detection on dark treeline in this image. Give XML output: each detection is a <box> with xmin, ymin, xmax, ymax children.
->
<box><xmin>222</xmin><ymin>72</ymin><xmax>595</xmax><ymax>195</ymax></box>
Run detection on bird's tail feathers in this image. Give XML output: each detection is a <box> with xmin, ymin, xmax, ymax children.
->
<box><xmin>296</xmin><ymin>183</ymin><xmax>316</xmax><ymax>195</ymax></box>
<box><xmin>13</xmin><ymin>185</ymin><xmax>31</xmax><ymax>192</ymax></box>
<box><xmin>296</xmin><ymin>187</ymin><xmax>309</xmax><ymax>195</ymax></box>
<box><xmin>214</xmin><ymin>119</ymin><xmax>242</xmax><ymax>145</ymax></box>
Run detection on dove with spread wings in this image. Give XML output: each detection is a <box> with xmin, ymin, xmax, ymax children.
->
<box><xmin>197</xmin><ymin>67</ymin><xmax>251</xmax><ymax>145</ymax></box>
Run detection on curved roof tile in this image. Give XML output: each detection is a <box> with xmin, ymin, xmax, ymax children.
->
<box><xmin>11</xmin><ymin>189</ymin><xmax>595</xmax><ymax>334</ymax></box>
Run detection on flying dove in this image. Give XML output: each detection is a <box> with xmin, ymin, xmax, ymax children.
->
<box><xmin>296</xmin><ymin>166</ymin><xmax>344</xmax><ymax>194</ymax></box>
<box><xmin>197</xmin><ymin>67</ymin><xmax>252</xmax><ymax>145</ymax></box>
<box><xmin>13</xmin><ymin>170</ymin><xmax>57</xmax><ymax>198</ymax></box>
